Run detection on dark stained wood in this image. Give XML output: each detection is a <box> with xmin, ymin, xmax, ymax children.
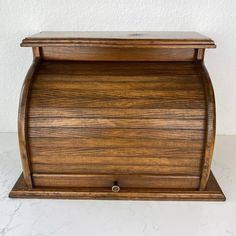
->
<box><xmin>38</xmin><ymin>61</ymin><xmax>203</xmax><ymax>75</ymax></box>
<box><xmin>9</xmin><ymin>172</ymin><xmax>225</xmax><ymax>201</ymax></box>
<box><xmin>18</xmin><ymin>58</ymin><xmax>41</xmax><ymax>188</ymax></box>
<box><xmin>10</xmin><ymin>31</ymin><xmax>223</xmax><ymax>201</ymax></box>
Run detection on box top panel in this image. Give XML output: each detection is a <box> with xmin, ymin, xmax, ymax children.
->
<box><xmin>21</xmin><ymin>31</ymin><xmax>216</xmax><ymax>48</ymax></box>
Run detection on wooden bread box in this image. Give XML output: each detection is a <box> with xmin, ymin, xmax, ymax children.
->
<box><xmin>10</xmin><ymin>31</ymin><xmax>225</xmax><ymax>201</ymax></box>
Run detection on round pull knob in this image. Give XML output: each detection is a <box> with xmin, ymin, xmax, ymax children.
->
<box><xmin>112</xmin><ymin>181</ymin><xmax>120</xmax><ymax>192</ymax></box>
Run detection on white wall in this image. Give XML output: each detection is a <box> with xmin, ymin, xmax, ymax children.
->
<box><xmin>0</xmin><ymin>0</ymin><xmax>236</xmax><ymax>134</ymax></box>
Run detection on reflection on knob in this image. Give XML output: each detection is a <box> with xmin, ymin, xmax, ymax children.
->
<box><xmin>112</xmin><ymin>181</ymin><xmax>120</xmax><ymax>192</ymax></box>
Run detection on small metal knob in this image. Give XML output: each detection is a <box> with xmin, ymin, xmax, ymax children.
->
<box><xmin>112</xmin><ymin>181</ymin><xmax>120</xmax><ymax>192</ymax></box>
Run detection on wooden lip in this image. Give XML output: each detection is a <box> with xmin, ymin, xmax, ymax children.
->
<box><xmin>21</xmin><ymin>31</ymin><xmax>216</xmax><ymax>48</ymax></box>
<box><xmin>9</xmin><ymin>171</ymin><xmax>225</xmax><ymax>201</ymax></box>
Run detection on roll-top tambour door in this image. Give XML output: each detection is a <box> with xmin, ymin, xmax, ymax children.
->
<box><xmin>28</xmin><ymin>61</ymin><xmax>206</xmax><ymax>189</ymax></box>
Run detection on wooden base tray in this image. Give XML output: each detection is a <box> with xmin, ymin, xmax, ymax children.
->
<box><xmin>9</xmin><ymin>171</ymin><xmax>225</xmax><ymax>201</ymax></box>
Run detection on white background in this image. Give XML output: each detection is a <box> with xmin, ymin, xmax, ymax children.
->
<box><xmin>0</xmin><ymin>0</ymin><xmax>236</xmax><ymax>134</ymax></box>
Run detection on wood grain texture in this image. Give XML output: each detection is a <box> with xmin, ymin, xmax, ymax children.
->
<box><xmin>9</xmin><ymin>172</ymin><xmax>225</xmax><ymax>201</ymax></box>
<box><xmin>18</xmin><ymin>58</ymin><xmax>40</xmax><ymax>188</ymax></box>
<box><xmin>38</xmin><ymin>61</ymin><xmax>203</xmax><ymax>75</ymax></box>
<box><xmin>32</xmin><ymin>173</ymin><xmax>200</xmax><ymax>189</ymax></box>
<box><xmin>31</xmin><ymin>155</ymin><xmax>201</xmax><ymax>167</ymax></box>
<box><xmin>27</xmin><ymin>60</ymin><xmax>206</xmax><ymax>186</ymax></box>
<box><xmin>28</xmin><ymin>127</ymin><xmax>205</xmax><ymax>140</ymax></box>
<box><xmin>32</xmin><ymin>165</ymin><xmax>200</xmax><ymax>176</ymax></box>
<box><xmin>29</xmin><ymin>145</ymin><xmax>203</xmax><ymax>159</ymax></box>
<box><xmin>33</xmin><ymin>73</ymin><xmax>202</xmax><ymax>82</ymax></box>
<box><xmin>199</xmin><ymin>64</ymin><xmax>216</xmax><ymax>190</ymax></box>
<box><xmin>29</xmin><ymin>61</ymin><xmax>206</xmax><ymax>110</ymax></box>
<box><xmin>29</xmin><ymin>108</ymin><xmax>205</xmax><ymax>119</ymax></box>
<box><xmin>12</xmin><ymin>32</ymin><xmax>222</xmax><ymax>201</ymax></box>
<box><xmin>29</xmin><ymin>137</ymin><xmax>203</xmax><ymax>149</ymax></box>
<box><xmin>21</xmin><ymin>31</ymin><xmax>216</xmax><ymax>48</ymax></box>
<box><xmin>32</xmin><ymin>80</ymin><xmax>203</xmax><ymax>91</ymax></box>
<box><xmin>28</xmin><ymin>118</ymin><xmax>204</xmax><ymax>129</ymax></box>
<box><xmin>41</xmin><ymin>46</ymin><xmax>196</xmax><ymax>61</ymax></box>
<box><xmin>30</xmin><ymin>97</ymin><xmax>205</xmax><ymax>109</ymax></box>
<box><xmin>29</xmin><ymin>138</ymin><xmax>202</xmax><ymax>175</ymax></box>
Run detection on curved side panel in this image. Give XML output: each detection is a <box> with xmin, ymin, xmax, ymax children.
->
<box><xmin>199</xmin><ymin>64</ymin><xmax>216</xmax><ymax>190</ymax></box>
<box><xmin>18</xmin><ymin>58</ymin><xmax>40</xmax><ymax>188</ymax></box>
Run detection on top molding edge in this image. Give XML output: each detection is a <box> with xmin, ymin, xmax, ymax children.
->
<box><xmin>21</xmin><ymin>31</ymin><xmax>216</xmax><ymax>49</ymax></box>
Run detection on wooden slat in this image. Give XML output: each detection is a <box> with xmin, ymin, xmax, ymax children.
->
<box><xmin>28</xmin><ymin>127</ymin><xmax>205</xmax><ymax>140</ymax></box>
<box><xmin>30</xmin><ymin>97</ymin><xmax>205</xmax><ymax>109</ymax></box>
<box><xmin>31</xmin><ymin>88</ymin><xmax>204</xmax><ymax>100</ymax></box>
<box><xmin>27</xmin><ymin>60</ymin><xmax>206</xmax><ymax>187</ymax></box>
<box><xmin>31</xmin><ymin>155</ymin><xmax>201</xmax><ymax>167</ymax></box>
<box><xmin>32</xmin><ymin>163</ymin><xmax>200</xmax><ymax>175</ymax></box>
<box><xmin>33</xmin><ymin>81</ymin><xmax>203</xmax><ymax>92</ymax></box>
<box><xmin>30</xmin><ymin>137</ymin><xmax>203</xmax><ymax>175</ymax></box>
<box><xmin>30</xmin><ymin>62</ymin><xmax>205</xmax><ymax>109</ymax></box>
<box><xmin>35</xmin><ymin>73</ymin><xmax>202</xmax><ymax>83</ymax></box>
<box><xmin>29</xmin><ymin>146</ymin><xmax>202</xmax><ymax>158</ymax></box>
<box><xmin>28</xmin><ymin>117</ymin><xmax>204</xmax><ymax>129</ymax></box>
<box><xmin>29</xmin><ymin>108</ymin><xmax>205</xmax><ymax>119</ymax></box>
<box><xmin>29</xmin><ymin>137</ymin><xmax>203</xmax><ymax>149</ymax></box>
<box><xmin>32</xmin><ymin>173</ymin><xmax>200</xmax><ymax>189</ymax></box>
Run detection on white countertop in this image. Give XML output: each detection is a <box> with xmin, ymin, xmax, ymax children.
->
<box><xmin>0</xmin><ymin>133</ymin><xmax>235</xmax><ymax>236</ymax></box>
